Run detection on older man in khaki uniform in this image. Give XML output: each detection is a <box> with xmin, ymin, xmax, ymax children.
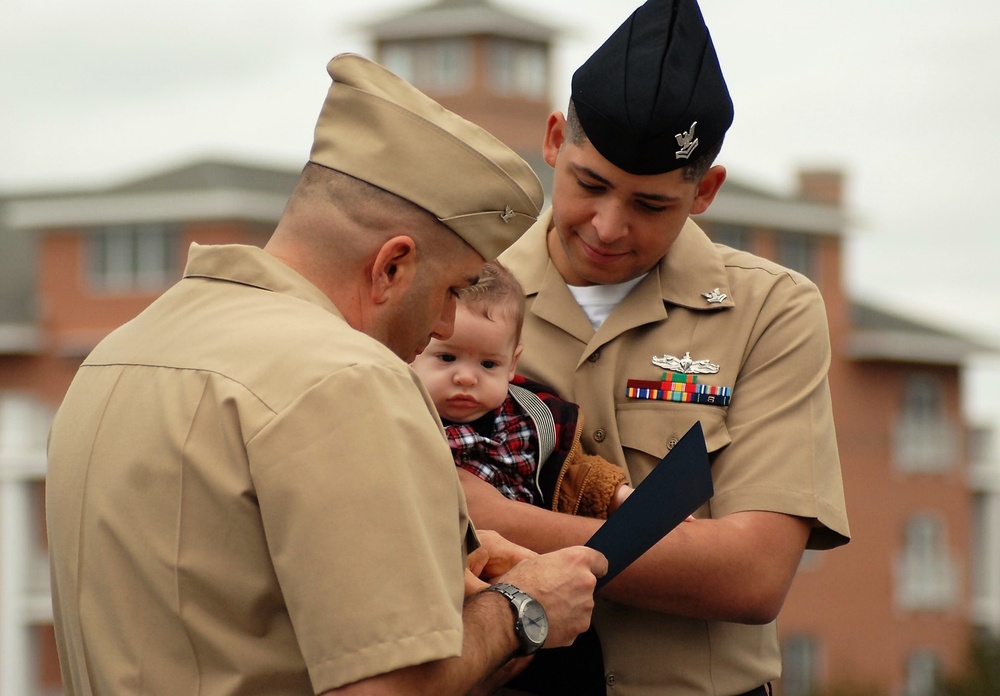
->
<box><xmin>46</xmin><ymin>54</ymin><xmax>607</xmax><ymax>696</ymax></box>
<box><xmin>459</xmin><ymin>1</ymin><xmax>851</xmax><ymax>695</ymax></box>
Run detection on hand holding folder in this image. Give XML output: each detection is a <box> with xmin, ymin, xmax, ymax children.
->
<box><xmin>585</xmin><ymin>421</ymin><xmax>713</xmax><ymax>589</ymax></box>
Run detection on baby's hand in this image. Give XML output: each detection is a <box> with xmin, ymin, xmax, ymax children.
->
<box><xmin>608</xmin><ymin>483</ymin><xmax>634</xmax><ymax>515</ymax></box>
<box><xmin>607</xmin><ymin>483</ymin><xmax>697</xmax><ymax>521</ymax></box>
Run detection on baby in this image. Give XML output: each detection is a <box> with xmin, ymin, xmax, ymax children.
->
<box><xmin>413</xmin><ymin>260</ymin><xmax>632</xmax><ymax>695</ymax></box>
<box><xmin>412</xmin><ymin>260</ymin><xmax>631</xmax><ymax>518</ymax></box>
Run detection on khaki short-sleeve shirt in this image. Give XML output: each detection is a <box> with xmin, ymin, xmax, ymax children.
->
<box><xmin>500</xmin><ymin>211</ymin><xmax>850</xmax><ymax>696</ymax></box>
<box><xmin>47</xmin><ymin>244</ymin><xmax>471</xmax><ymax>695</ymax></box>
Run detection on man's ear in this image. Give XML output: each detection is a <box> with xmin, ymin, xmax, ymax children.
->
<box><xmin>542</xmin><ymin>111</ymin><xmax>566</xmax><ymax>168</ymax></box>
<box><xmin>370</xmin><ymin>235</ymin><xmax>417</xmax><ymax>304</ymax></box>
<box><xmin>690</xmin><ymin>165</ymin><xmax>727</xmax><ymax>215</ymax></box>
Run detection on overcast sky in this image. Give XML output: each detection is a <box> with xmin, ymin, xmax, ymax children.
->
<box><xmin>3</xmin><ymin>0</ymin><xmax>999</xmax><ymax>426</ymax></box>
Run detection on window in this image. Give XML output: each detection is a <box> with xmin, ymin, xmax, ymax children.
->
<box><xmin>489</xmin><ymin>40</ymin><xmax>547</xmax><ymax>98</ymax></box>
<box><xmin>970</xmin><ymin>492</ymin><xmax>994</xmax><ymax>616</ymax></box>
<box><xmin>777</xmin><ymin>232</ymin><xmax>816</xmax><ymax>280</ymax></box>
<box><xmin>429</xmin><ymin>39</ymin><xmax>472</xmax><ymax>93</ymax></box>
<box><xmin>893</xmin><ymin>374</ymin><xmax>958</xmax><ymax>472</ymax></box>
<box><xmin>896</xmin><ymin>512</ymin><xmax>958</xmax><ymax>610</ymax></box>
<box><xmin>0</xmin><ymin>391</ymin><xmax>51</xmax><ymax>457</ymax></box>
<box><xmin>87</xmin><ymin>223</ymin><xmax>180</xmax><ymax>292</ymax></box>
<box><xmin>706</xmin><ymin>223</ymin><xmax>751</xmax><ymax>252</ymax></box>
<box><xmin>782</xmin><ymin>634</ymin><xmax>820</xmax><ymax>696</ymax></box>
<box><xmin>381</xmin><ymin>40</ymin><xmax>471</xmax><ymax>94</ymax></box>
<box><xmin>903</xmin><ymin>649</ymin><xmax>942</xmax><ymax>696</ymax></box>
<box><xmin>381</xmin><ymin>43</ymin><xmax>415</xmax><ymax>83</ymax></box>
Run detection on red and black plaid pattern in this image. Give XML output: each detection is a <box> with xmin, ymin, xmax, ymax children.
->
<box><xmin>445</xmin><ymin>375</ymin><xmax>583</xmax><ymax>507</ymax></box>
<box><xmin>446</xmin><ymin>395</ymin><xmax>539</xmax><ymax>503</ymax></box>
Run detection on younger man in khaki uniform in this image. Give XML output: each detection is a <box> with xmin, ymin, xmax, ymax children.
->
<box><xmin>46</xmin><ymin>54</ymin><xmax>606</xmax><ymax>695</ymax></box>
<box><xmin>458</xmin><ymin>1</ymin><xmax>852</xmax><ymax>694</ymax></box>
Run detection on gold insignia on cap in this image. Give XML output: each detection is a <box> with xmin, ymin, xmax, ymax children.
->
<box><xmin>675</xmin><ymin>121</ymin><xmax>699</xmax><ymax>160</ymax></box>
<box><xmin>501</xmin><ymin>205</ymin><xmax>516</xmax><ymax>223</ymax></box>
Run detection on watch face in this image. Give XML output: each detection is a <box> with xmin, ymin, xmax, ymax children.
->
<box><xmin>520</xmin><ymin>599</ymin><xmax>549</xmax><ymax>646</ymax></box>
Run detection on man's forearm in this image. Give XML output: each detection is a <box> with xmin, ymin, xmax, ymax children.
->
<box><xmin>326</xmin><ymin>589</ymin><xmax>519</xmax><ymax>696</ymax></box>
<box><xmin>601</xmin><ymin>510</ymin><xmax>811</xmax><ymax>623</ymax></box>
<box><xmin>458</xmin><ymin>468</ymin><xmax>602</xmax><ymax>552</ymax></box>
<box><xmin>458</xmin><ymin>469</ymin><xmax>810</xmax><ymax>624</ymax></box>
<box><xmin>406</xmin><ymin>590</ymin><xmax>522</xmax><ymax>695</ymax></box>
<box><xmin>325</xmin><ymin>537</ymin><xmax>607</xmax><ymax>695</ymax></box>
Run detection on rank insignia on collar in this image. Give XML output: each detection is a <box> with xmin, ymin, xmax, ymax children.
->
<box><xmin>652</xmin><ymin>352</ymin><xmax>720</xmax><ymax>375</ymax></box>
<box><xmin>702</xmin><ymin>288</ymin><xmax>727</xmax><ymax>304</ymax></box>
<box><xmin>500</xmin><ymin>205</ymin><xmax>516</xmax><ymax>222</ymax></box>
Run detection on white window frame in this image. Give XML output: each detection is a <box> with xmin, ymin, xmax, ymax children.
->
<box><xmin>895</xmin><ymin>512</ymin><xmax>958</xmax><ymax>610</ymax></box>
<box><xmin>777</xmin><ymin>232</ymin><xmax>816</xmax><ymax>280</ymax></box>
<box><xmin>87</xmin><ymin>223</ymin><xmax>179</xmax><ymax>293</ymax></box>
<box><xmin>381</xmin><ymin>43</ymin><xmax>416</xmax><ymax>83</ymax></box>
<box><xmin>489</xmin><ymin>40</ymin><xmax>547</xmax><ymax>99</ymax></box>
<box><xmin>428</xmin><ymin>39</ymin><xmax>472</xmax><ymax>93</ymax></box>
<box><xmin>893</xmin><ymin>373</ymin><xmax>958</xmax><ymax>473</ymax></box>
<box><xmin>781</xmin><ymin>634</ymin><xmax>820</xmax><ymax>696</ymax></box>
<box><xmin>903</xmin><ymin>649</ymin><xmax>942</xmax><ymax>696</ymax></box>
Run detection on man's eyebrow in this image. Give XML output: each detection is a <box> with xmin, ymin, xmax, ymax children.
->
<box><xmin>634</xmin><ymin>191</ymin><xmax>682</xmax><ymax>204</ymax></box>
<box><xmin>571</xmin><ymin>163</ymin><xmax>682</xmax><ymax>203</ymax></box>
<box><xmin>573</xmin><ymin>163</ymin><xmax>615</xmax><ymax>188</ymax></box>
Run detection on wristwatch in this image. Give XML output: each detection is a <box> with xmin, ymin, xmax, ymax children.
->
<box><xmin>487</xmin><ymin>582</ymin><xmax>549</xmax><ymax>655</ymax></box>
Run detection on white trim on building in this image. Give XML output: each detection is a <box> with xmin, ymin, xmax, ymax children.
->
<box><xmin>0</xmin><ymin>392</ymin><xmax>54</xmax><ymax>696</ymax></box>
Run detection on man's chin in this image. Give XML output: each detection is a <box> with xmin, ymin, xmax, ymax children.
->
<box><xmin>399</xmin><ymin>348</ymin><xmax>421</xmax><ymax>364</ymax></box>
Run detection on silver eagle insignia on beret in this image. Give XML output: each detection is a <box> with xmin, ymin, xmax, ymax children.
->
<box><xmin>652</xmin><ymin>351</ymin><xmax>720</xmax><ymax>375</ymax></box>
<box><xmin>674</xmin><ymin>121</ymin><xmax>699</xmax><ymax>160</ymax></box>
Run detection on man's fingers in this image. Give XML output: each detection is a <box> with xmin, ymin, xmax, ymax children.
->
<box><xmin>585</xmin><ymin>547</ymin><xmax>609</xmax><ymax>578</ymax></box>
<box><xmin>473</xmin><ymin>529</ymin><xmax>538</xmax><ymax>581</ymax></box>
<box><xmin>464</xmin><ymin>569</ymin><xmax>488</xmax><ymax>597</ymax></box>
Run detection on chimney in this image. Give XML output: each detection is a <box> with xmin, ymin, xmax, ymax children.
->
<box><xmin>797</xmin><ymin>169</ymin><xmax>843</xmax><ymax>206</ymax></box>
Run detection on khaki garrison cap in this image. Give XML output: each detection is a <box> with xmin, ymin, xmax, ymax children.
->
<box><xmin>309</xmin><ymin>53</ymin><xmax>544</xmax><ymax>261</ymax></box>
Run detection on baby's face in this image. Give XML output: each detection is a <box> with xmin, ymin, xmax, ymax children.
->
<box><xmin>411</xmin><ymin>303</ymin><xmax>520</xmax><ymax>423</ymax></box>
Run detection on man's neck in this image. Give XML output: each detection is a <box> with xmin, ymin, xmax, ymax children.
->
<box><xmin>545</xmin><ymin>224</ymin><xmax>588</xmax><ymax>287</ymax></box>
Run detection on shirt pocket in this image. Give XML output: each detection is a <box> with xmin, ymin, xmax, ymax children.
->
<box><xmin>615</xmin><ymin>403</ymin><xmax>731</xmax><ymax>485</ymax></box>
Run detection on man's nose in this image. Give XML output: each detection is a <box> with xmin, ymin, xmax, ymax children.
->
<box><xmin>592</xmin><ymin>201</ymin><xmax>629</xmax><ymax>244</ymax></box>
<box><xmin>431</xmin><ymin>299</ymin><xmax>457</xmax><ymax>341</ymax></box>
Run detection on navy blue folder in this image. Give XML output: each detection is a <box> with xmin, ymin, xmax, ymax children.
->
<box><xmin>585</xmin><ymin>421</ymin><xmax>713</xmax><ymax>589</ymax></box>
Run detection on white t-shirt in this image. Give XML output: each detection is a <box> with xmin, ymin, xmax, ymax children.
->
<box><xmin>567</xmin><ymin>275</ymin><xmax>646</xmax><ymax>330</ymax></box>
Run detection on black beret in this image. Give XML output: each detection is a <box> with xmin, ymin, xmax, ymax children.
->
<box><xmin>570</xmin><ymin>0</ymin><xmax>734</xmax><ymax>175</ymax></box>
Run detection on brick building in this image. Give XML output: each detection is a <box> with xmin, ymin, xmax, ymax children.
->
<box><xmin>0</xmin><ymin>1</ymin><xmax>995</xmax><ymax>694</ymax></box>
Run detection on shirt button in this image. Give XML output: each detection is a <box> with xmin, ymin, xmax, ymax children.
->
<box><xmin>667</xmin><ymin>437</ymin><xmax>678</xmax><ymax>449</ymax></box>
<box><xmin>587</xmin><ymin>350</ymin><xmax>601</xmax><ymax>363</ymax></box>
<box><xmin>606</xmin><ymin>671</ymin><xmax>617</xmax><ymax>687</ymax></box>
<box><xmin>593</xmin><ymin>429</ymin><xmax>606</xmax><ymax>442</ymax></box>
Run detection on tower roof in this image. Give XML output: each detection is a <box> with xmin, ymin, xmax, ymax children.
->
<box><xmin>366</xmin><ymin>0</ymin><xmax>557</xmax><ymax>42</ymax></box>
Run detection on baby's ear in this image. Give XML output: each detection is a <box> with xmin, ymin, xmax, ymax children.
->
<box><xmin>509</xmin><ymin>344</ymin><xmax>524</xmax><ymax>380</ymax></box>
